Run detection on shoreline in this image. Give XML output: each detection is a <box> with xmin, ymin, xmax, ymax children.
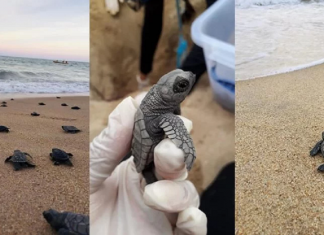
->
<box><xmin>236</xmin><ymin>61</ymin><xmax>324</xmax><ymax>81</ymax></box>
<box><xmin>0</xmin><ymin>92</ymin><xmax>89</xmax><ymax>100</ymax></box>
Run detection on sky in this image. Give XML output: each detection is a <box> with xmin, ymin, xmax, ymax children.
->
<box><xmin>0</xmin><ymin>0</ymin><xmax>89</xmax><ymax>62</ymax></box>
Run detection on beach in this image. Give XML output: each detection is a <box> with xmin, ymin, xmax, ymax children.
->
<box><xmin>235</xmin><ymin>64</ymin><xmax>324</xmax><ymax>234</ymax></box>
<box><xmin>90</xmin><ymin>75</ymin><xmax>235</xmax><ymax>193</ymax></box>
<box><xmin>0</xmin><ymin>96</ymin><xmax>89</xmax><ymax>234</ymax></box>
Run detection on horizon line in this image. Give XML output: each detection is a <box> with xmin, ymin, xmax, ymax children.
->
<box><xmin>0</xmin><ymin>54</ymin><xmax>89</xmax><ymax>63</ymax></box>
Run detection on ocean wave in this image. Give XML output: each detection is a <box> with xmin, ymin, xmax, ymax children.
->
<box><xmin>0</xmin><ymin>69</ymin><xmax>64</xmax><ymax>81</ymax></box>
<box><xmin>236</xmin><ymin>58</ymin><xmax>324</xmax><ymax>80</ymax></box>
<box><xmin>235</xmin><ymin>0</ymin><xmax>324</xmax><ymax>7</ymax></box>
<box><xmin>0</xmin><ymin>81</ymin><xmax>89</xmax><ymax>93</ymax></box>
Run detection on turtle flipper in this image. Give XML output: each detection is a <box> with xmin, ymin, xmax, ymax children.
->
<box><xmin>26</xmin><ymin>162</ymin><xmax>36</xmax><ymax>167</ymax></box>
<box><xmin>67</xmin><ymin>153</ymin><xmax>73</xmax><ymax>157</ymax></box>
<box><xmin>159</xmin><ymin>113</ymin><xmax>196</xmax><ymax>170</ymax></box>
<box><xmin>310</xmin><ymin>140</ymin><xmax>323</xmax><ymax>156</ymax></box>
<box><xmin>65</xmin><ymin>159</ymin><xmax>73</xmax><ymax>167</ymax></box>
<box><xmin>317</xmin><ymin>164</ymin><xmax>324</xmax><ymax>172</ymax></box>
<box><xmin>142</xmin><ymin>162</ymin><xmax>158</xmax><ymax>184</ymax></box>
<box><xmin>5</xmin><ymin>156</ymin><xmax>12</xmax><ymax>162</ymax></box>
<box><xmin>24</xmin><ymin>152</ymin><xmax>33</xmax><ymax>158</ymax></box>
<box><xmin>54</xmin><ymin>161</ymin><xmax>60</xmax><ymax>165</ymax></box>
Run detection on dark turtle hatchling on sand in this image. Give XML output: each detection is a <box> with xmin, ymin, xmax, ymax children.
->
<box><xmin>1</xmin><ymin>104</ymin><xmax>7</xmax><ymax>107</ymax></box>
<box><xmin>71</xmin><ymin>106</ymin><xmax>80</xmax><ymax>110</ymax></box>
<box><xmin>310</xmin><ymin>131</ymin><xmax>324</xmax><ymax>172</ymax></box>
<box><xmin>39</xmin><ymin>102</ymin><xmax>46</xmax><ymax>105</ymax></box>
<box><xmin>43</xmin><ymin>209</ymin><xmax>89</xmax><ymax>235</ymax></box>
<box><xmin>62</xmin><ymin>126</ymin><xmax>80</xmax><ymax>134</ymax></box>
<box><xmin>2</xmin><ymin>101</ymin><xmax>6</xmax><ymax>104</ymax></box>
<box><xmin>0</xmin><ymin>126</ymin><xmax>10</xmax><ymax>133</ymax></box>
<box><xmin>5</xmin><ymin>150</ymin><xmax>36</xmax><ymax>171</ymax></box>
<box><xmin>61</xmin><ymin>103</ymin><xmax>68</xmax><ymax>106</ymax></box>
<box><xmin>31</xmin><ymin>112</ymin><xmax>40</xmax><ymax>116</ymax></box>
<box><xmin>130</xmin><ymin>69</ymin><xmax>196</xmax><ymax>184</ymax></box>
<box><xmin>50</xmin><ymin>148</ymin><xmax>73</xmax><ymax>166</ymax></box>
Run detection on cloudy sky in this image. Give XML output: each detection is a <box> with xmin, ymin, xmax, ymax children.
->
<box><xmin>0</xmin><ymin>0</ymin><xmax>89</xmax><ymax>62</ymax></box>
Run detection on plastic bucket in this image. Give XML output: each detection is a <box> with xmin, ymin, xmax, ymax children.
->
<box><xmin>191</xmin><ymin>0</ymin><xmax>235</xmax><ymax>112</ymax></box>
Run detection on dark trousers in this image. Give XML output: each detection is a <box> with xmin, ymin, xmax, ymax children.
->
<box><xmin>140</xmin><ymin>0</ymin><xmax>217</xmax><ymax>91</ymax></box>
<box><xmin>199</xmin><ymin>162</ymin><xmax>235</xmax><ymax>235</ymax></box>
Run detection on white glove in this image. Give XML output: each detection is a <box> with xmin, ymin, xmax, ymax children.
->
<box><xmin>90</xmin><ymin>94</ymin><xmax>207</xmax><ymax>235</ymax></box>
<box><xmin>105</xmin><ymin>0</ymin><xmax>124</xmax><ymax>15</ymax></box>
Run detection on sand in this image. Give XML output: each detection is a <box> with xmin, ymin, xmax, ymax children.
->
<box><xmin>0</xmin><ymin>96</ymin><xmax>89</xmax><ymax>234</ymax></box>
<box><xmin>90</xmin><ymin>75</ymin><xmax>235</xmax><ymax>193</ymax></box>
<box><xmin>235</xmin><ymin>64</ymin><xmax>324</xmax><ymax>234</ymax></box>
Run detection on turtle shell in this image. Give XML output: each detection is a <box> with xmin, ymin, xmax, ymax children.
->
<box><xmin>131</xmin><ymin>109</ymin><xmax>154</xmax><ymax>173</ymax></box>
<box><xmin>0</xmin><ymin>126</ymin><xmax>9</xmax><ymax>132</ymax></box>
<box><xmin>11</xmin><ymin>150</ymin><xmax>28</xmax><ymax>162</ymax></box>
<box><xmin>52</xmin><ymin>148</ymin><xmax>70</xmax><ymax>161</ymax></box>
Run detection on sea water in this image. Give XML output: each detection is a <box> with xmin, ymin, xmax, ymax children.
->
<box><xmin>236</xmin><ymin>0</ymin><xmax>324</xmax><ymax>80</ymax></box>
<box><xmin>0</xmin><ymin>56</ymin><xmax>89</xmax><ymax>93</ymax></box>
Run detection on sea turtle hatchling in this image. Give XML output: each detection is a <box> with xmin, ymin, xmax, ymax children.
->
<box><xmin>1</xmin><ymin>104</ymin><xmax>7</xmax><ymax>107</ymax></box>
<box><xmin>130</xmin><ymin>69</ymin><xmax>196</xmax><ymax>184</ymax></box>
<box><xmin>61</xmin><ymin>103</ymin><xmax>68</xmax><ymax>106</ymax></box>
<box><xmin>31</xmin><ymin>112</ymin><xmax>40</xmax><ymax>116</ymax></box>
<box><xmin>5</xmin><ymin>150</ymin><xmax>36</xmax><ymax>171</ymax></box>
<box><xmin>71</xmin><ymin>106</ymin><xmax>80</xmax><ymax>110</ymax></box>
<box><xmin>50</xmin><ymin>148</ymin><xmax>73</xmax><ymax>166</ymax></box>
<box><xmin>310</xmin><ymin>131</ymin><xmax>324</xmax><ymax>172</ymax></box>
<box><xmin>0</xmin><ymin>126</ymin><xmax>10</xmax><ymax>133</ymax></box>
<box><xmin>43</xmin><ymin>209</ymin><xmax>89</xmax><ymax>235</ymax></box>
<box><xmin>39</xmin><ymin>102</ymin><xmax>46</xmax><ymax>105</ymax></box>
<box><xmin>62</xmin><ymin>126</ymin><xmax>80</xmax><ymax>134</ymax></box>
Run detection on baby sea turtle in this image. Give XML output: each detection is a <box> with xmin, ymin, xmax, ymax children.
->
<box><xmin>43</xmin><ymin>209</ymin><xmax>89</xmax><ymax>235</ymax></box>
<box><xmin>50</xmin><ymin>148</ymin><xmax>73</xmax><ymax>166</ymax></box>
<box><xmin>56</xmin><ymin>97</ymin><xmax>61</xmax><ymax>99</ymax></box>
<box><xmin>310</xmin><ymin>131</ymin><xmax>324</xmax><ymax>172</ymax></box>
<box><xmin>39</xmin><ymin>102</ymin><xmax>46</xmax><ymax>105</ymax></box>
<box><xmin>31</xmin><ymin>112</ymin><xmax>40</xmax><ymax>116</ymax></box>
<box><xmin>0</xmin><ymin>126</ymin><xmax>10</xmax><ymax>133</ymax></box>
<box><xmin>1</xmin><ymin>104</ymin><xmax>7</xmax><ymax>107</ymax></box>
<box><xmin>61</xmin><ymin>103</ymin><xmax>68</xmax><ymax>106</ymax></box>
<box><xmin>62</xmin><ymin>126</ymin><xmax>80</xmax><ymax>134</ymax></box>
<box><xmin>11</xmin><ymin>98</ymin><xmax>14</xmax><ymax>100</ymax></box>
<box><xmin>5</xmin><ymin>150</ymin><xmax>36</xmax><ymax>171</ymax></box>
<box><xmin>2</xmin><ymin>101</ymin><xmax>6</xmax><ymax>104</ymax></box>
<box><xmin>71</xmin><ymin>106</ymin><xmax>80</xmax><ymax>110</ymax></box>
<box><xmin>130</xmin><ymin>69</ymin><xmax>196</xmax><ymax>184</ymax></box>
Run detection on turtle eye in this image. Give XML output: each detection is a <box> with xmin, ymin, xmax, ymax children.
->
<box><xmin>173</xmin><ymin>80</ymin><xmax>189</xmax><ymax>93</ymax></box>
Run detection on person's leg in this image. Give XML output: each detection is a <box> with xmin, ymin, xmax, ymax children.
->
<box><xmin>139</xmin><ymin>0</ymin><xmax>164</xmax><ymax>81</ymax></box>
<box><xmin>180</xmin><ymin>0</ymin><xmax>217</xmax><ymax>92</ymax></box>
<box><xmin>199</xmin><ymin>162</ymin><xmax>235</xmax><ymax>234</ymax></box>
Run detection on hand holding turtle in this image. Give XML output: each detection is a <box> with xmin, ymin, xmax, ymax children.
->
<box><xmin>90</xmin><ymin>95</ymin><xmax>207</xmax><ymax>235</ymax></box>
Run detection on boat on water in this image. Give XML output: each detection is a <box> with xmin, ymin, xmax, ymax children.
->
<box><xmin>53</xmin><ymin>60</ymin><xmax>68</xmax><ymax>64</ymax></box>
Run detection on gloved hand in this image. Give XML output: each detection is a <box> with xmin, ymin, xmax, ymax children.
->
<box><xmin>105</xmin><ymin>0</ymin><xmax>124</xmax><ymax>15</ymax></box>
<box><xmin>90</xmin><ymin>94</ymin><xmax>207</xmax><ymax>235</ymax></box>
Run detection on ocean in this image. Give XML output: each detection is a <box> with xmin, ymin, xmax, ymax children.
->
<box><xmin>236</xmin><ymin>0</ymin><xmax>324</xmax><ymax>80</ymax></box>
<box><xmin>0</xmin><ymin>56</ymin><xmax>89</xmax><ymax>93</ymax></box>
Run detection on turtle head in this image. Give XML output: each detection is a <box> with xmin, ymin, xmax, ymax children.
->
<box><xmin>156</xmin><ymin>69</ymin><xmax>195</xmax><ymax>104</ymax></box>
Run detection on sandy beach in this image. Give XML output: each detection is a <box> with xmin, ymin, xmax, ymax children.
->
<box><xmin>0</xmin><ymin>96</ymin><xmax>89</xmax><ymax>234</ymax></box>
<box><xmin>235</xmin><ymin>64</ymin><xmax>324</xmax><ymax>234</ymax></box>
<box><xmin>90</xmin><ymin>75</ymin><xmax>235</xmax><ymax>193</ymax></box>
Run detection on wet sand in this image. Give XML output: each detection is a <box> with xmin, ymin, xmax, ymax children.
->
<box><xmin>0</xmin><ymin>96</ymin><xmax>89</xmax><ymax>234</ymax></box>
<box><xmin>90</xmin><ymin>75</ymin><xmax>235</xmax><ymax>193</ymax></box>
<box><xmin>235</xmin><ymin>64</ymin><xmax>324</xmax><ymax>234</ymax></box>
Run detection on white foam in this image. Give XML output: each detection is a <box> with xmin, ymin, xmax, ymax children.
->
<box><xmin>237</xmin><ymin>58</ymin><xmax>324</xmax><ymax>80</ymax></box>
